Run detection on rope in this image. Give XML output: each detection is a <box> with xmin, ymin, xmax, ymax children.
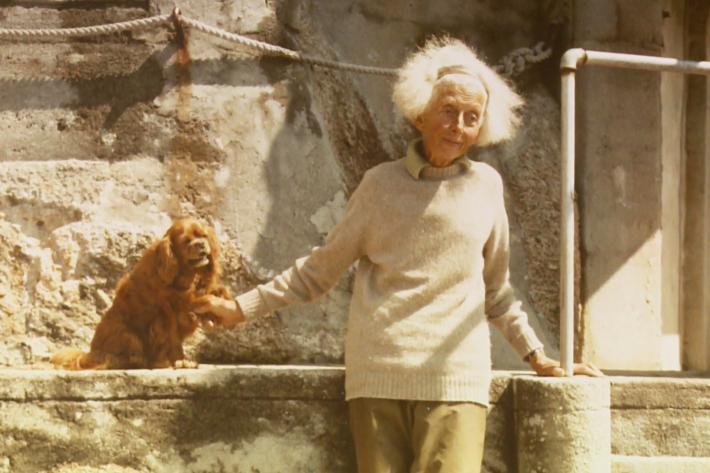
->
<box><xmin>0</xmin><ymin>9</ymin><xmax>551</xmax><ymax>77</ymax></box>
<box><xmin>179</xmin><ymin>16</ymin><xmax>398</xmax><ymax>77</ymax></box>
<box><xmin>0</xmin><ymin>14</ymin><xmax>170</xmax><ymax>39</ymax></box>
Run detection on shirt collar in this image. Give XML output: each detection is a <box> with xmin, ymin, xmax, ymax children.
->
<box><xmin>404</xmin><ymin>139</ymin><xmax>470</xmax><ymax>179</ymax></box>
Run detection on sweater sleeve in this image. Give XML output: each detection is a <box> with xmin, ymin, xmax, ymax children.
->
<box><xmin>236</xmin><ymin>173</ymin><xmax>372</xmax><ymax>321</ymax></box>
<box><xmin>482</xmin><ymin>176</ymin><xmax>544</xmax><ymax>359</ymax></box>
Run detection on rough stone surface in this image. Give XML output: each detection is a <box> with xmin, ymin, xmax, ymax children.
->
<box><xmin>610</xmin><ymin>377</ymin><xmax>710</xmax><ymax>410</ymax></box>
<box><xmin>0</xmin><ymin>366</ymin><xmax>354</xmax><ymax>473</ymax></box>
<box><xmin>1</xmin><ymin>368</ymin><xmax>709</xmax><ymax>472</ymax></box>
<box><xmin>515</xmin><ymin>376</ymin><xmax>611</xmax><ymax>473</ymax></box>
<box><xmin>610</xmin><ymin>377</ymin><xmax>710</xmax><ymax>458</ymax></box>
<box><xmin>485</xmin><ymin>376</ymin><xmax>517</xmax><ymax>473</ymax></box>
<box><xmin>0</xmin><ymin>365</ymin><xmax>348</xmax><ymax>401</ymax></box>
<box><xmin>1</xmin><ymin>399</ymin><xmax>352</xmax><ymax>473</ymax></box>
<box><xmin>515</xmin><ymin>375</ymin><xmax>611</xmax><ymax>411</ymax></box>
<box><xmin>0</xmin><ymin>367</ymin><xmax>517</xmax><ymax>473</ymax></box>
<box><xmin>494</xmin><ymin>85</ymin><xmax>567</xmax><ymax>344</ymax></box>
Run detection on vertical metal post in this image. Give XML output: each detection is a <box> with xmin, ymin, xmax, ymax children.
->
<box><xmin>560</xmin><ymin>71</ymin><xmax>575</xmax><ymax>376</ymax></box>
<box><xmin>560</xmin><ymin>49</ymin><xmax>585</xmax><ymax>377</ymax></box>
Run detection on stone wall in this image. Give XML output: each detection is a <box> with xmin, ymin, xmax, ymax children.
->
<box><xmin>0</xmin><ymin>367</ymin><xmax>519</xmax><ymax>473</ymax></box>
<box><xmin>573</xmin><ymin>0</ymin><xmax>710</xmax><ymax>371</ymax></box>
<box><xmin>3</xmin><ymin>367</ymin><xmax>708</xmax><ymax>473</ymax></box>
<box><xmin>0</xmin><ymin>0</ymin><xmax>563</xmax><ymax>369</ymax></box>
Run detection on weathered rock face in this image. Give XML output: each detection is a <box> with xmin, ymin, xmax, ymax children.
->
<box><xmin>2</xmin><ymin>367</ymin><xmax>708</xmax><ymax>473</ymax></box>
<box><xmin>0</xmin><ymin>367</ymin><xmax>520</xmax><ymax>473</ymax></box>
<box><xmin>0</xmin><ymin>366</ymin><xmax>357</xmax><ymax>473</ymax></box>
<box><xmin>0</xmin><ymin>0</ymin><xmax>564</xmax><ymax>367</ymax></box>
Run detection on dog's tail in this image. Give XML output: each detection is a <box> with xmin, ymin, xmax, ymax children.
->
<box><xmin>50</xmin><ymin>348</ymin><xmax>106</xmax><ymax>370</ymax></box>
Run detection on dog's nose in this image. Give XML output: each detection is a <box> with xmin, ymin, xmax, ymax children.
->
<box><xmin>191</xmin><ymin>239</ymin><xmax>210</xmax><ymax>254</ymax></box>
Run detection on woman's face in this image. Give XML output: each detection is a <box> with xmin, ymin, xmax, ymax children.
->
<box><xmin>414</xmin><ymin>77</ymin><xmax>487</xmax><ymax>167</ymax></box>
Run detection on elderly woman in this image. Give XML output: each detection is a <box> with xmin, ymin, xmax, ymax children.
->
<box><xmin>196</xmin><ymin>37</ymin><xmax>601</xmax><ymax>473</ymax></box>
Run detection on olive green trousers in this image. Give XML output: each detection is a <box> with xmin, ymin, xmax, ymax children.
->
<box><xmin>348</xmin><ymin>398</ymin><xmax>487</xmax><ymax>473</ymax></box>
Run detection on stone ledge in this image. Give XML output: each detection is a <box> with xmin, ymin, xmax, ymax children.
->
<box><xmin>1</xmin><ymin>369</ymin><xmax>708</xmax><ymax>473</ymax></box>
<box><xmin>0</xmin><ymin>366</ymin><xmax>521</xmax><ymax>403</ymax></box>
<box><xmin>0</xmin><ymin>365</ymin><xmax>347</xmax><ymax>401</ymax></box>
<box><xmin>0</xmin><ymin>366</ymin><xmax>520</xmax><ymax>473</ymax></box>
<box><xmin>514</xmin><ymin>375</ymin><xmax>611</xmax><ymax>411</ymax></box>
<box><xmin>4</xmin><ymin>368</ymin><xmax>708</xmax><ymax>405</ymax></box>
<box><xmin>612</xmin><ymin>455</ymin><xmax>710</xmax><ymax>473</ymax></box>
<box><xmin>609</xmin><ymin>375</ymin><xmax>710</xmax><ymax>458</ymax></box>
<box><xmin>610</xmin><ymin>376</ymin><xmax>710</xmax><ymax>409</ymax></box>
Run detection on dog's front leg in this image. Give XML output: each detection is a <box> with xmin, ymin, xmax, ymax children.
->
<box><xmin>148</xmin><ymin>310</ymin><xmax>181</xmax><ymax>368</ymax></box>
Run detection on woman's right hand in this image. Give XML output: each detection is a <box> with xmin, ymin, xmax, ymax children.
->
<box><xmin>529</xmin><ymin>349</ymin><xmax>604</xmax><ymax>377</ymax></box>
<box><xmin>192</xmin><ymin>295</ymin><xmax>246</xmax><ymax>328</ymax></box>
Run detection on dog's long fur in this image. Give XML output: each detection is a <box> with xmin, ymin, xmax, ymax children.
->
<box><xmin>51</xmin><ymin>218</ymin><xmax>230</xmax><ymax>369</ymax></box>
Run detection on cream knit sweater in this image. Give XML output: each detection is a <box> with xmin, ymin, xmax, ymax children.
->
<box><xmin>236</xmin><ymin>141</ymin><xmax>543</xmax><ymax>406</ymax></box>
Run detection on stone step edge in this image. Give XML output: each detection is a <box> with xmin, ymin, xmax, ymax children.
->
<box><xmin>612</xmin><ymin>454</ymin><xmax>710</xmax><ymax>473</ymax></box>
<box><xmin>0</xmin><ymin>365</ymin><xmax>524</xmax><ymax>402</ymax></box>
<box><xmin>2</xmin><ymin>366</ymin><xmax>709</xmax><ymax>404</ymax></box>
<box><xmin>0</xmin><ymin>364</ymin><xmax>348</xmax><ymax>402</ymax></box>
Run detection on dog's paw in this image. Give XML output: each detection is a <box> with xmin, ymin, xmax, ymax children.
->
<box><xmin>151</xmin><ymin>359</ymin><xmax>172</xmax><ymax>369</ymax></box>
<box><xmin>174</xmin><ymin>359</ymin><xmax>199</xmax><ymax>369</ymax></box>
<box><xmin>190</xmin><ymin>311</ymin><xmax>219</xmax><ymax>330</ymax></box>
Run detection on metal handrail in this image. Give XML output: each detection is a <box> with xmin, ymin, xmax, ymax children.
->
<box><xmin>559</xmin><ymin>49</ymin><xmax>710</xmax><ymax>376</ymax></box>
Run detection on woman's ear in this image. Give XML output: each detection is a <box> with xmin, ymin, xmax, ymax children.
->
<box><xmin>156</xmin><ymin>237</ymin><xmax>178</xmax><ymax>285</ymax></box>
<box><xmin>413</xmin><ymin>115</ymin><xmax>424</xmax><ymax>132</ymax></box>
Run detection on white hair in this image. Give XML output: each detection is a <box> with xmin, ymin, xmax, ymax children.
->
<box><xmin>392</xmin><ymin>37</ymin><xmax>523</xmax><ymax>146</ymax></box>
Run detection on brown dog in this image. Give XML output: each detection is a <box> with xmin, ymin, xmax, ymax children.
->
<box><xmin>51</xmin><ymin>218</ymin><xmax>231</xmax><ymax>369</ymax></box>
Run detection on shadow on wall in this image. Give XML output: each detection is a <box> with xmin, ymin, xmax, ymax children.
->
<box><xmin>251</xmin><ymin>57</ymin><xmax>329</xmax><ymax>266</ymax></box>
<box><xmin>0</xmin><ymin>53</ymin><xmax>299</xmax><ymax>162</ymax></box>
<box><xmin>159</xmin><ymin>366</ymin><xmax>516</xmax><ymax>473</ymax></box>
<box><xmin>0</xmin><ymin>45</ymin><xmax>171</xmax><ymax>120</ymax></box>
<box><xmin>189</xmin><ymin>2</ymin><xmax>396</xmax><ymax>364</ymax></box>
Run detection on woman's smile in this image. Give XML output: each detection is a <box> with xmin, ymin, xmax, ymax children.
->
<box><xmin>442</xmin><ymin>137</ymin><xmax>463</xmax><ymax>146</ymax></box>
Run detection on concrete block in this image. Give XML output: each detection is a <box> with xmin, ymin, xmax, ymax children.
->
<box><xmin>0</xmin><ymin>365</ymin><xmax>353</xmax><ymax>473</ymax></box>
<box><xmin>515</xmin><ymin>376</ymin><xmax>611</xmax><ymax>473</ymax></box>
<box><xmin>0</xmin><ymin>367</ymin><xmax>519</xmax><ymax>473</ymax></box>
<box><xmin>611</xmin><ymin>377</ymin><xmax>710</xmax><ymax>457</ymax></box>
<box><xmin>484</xmin><ymin>376</ymin><xmax>516</xmax><ymax>473</ymax></box>
<box><xmin>611</xmin><ymin>377</ymin><xmax>710</xmax><ymax>409</ymax></box>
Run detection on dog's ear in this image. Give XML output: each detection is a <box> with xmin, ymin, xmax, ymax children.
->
<box><xmin>156</xmin><ymin>237</ymin><xmax>178</xmax><ymax>285</ymax></box>
<box><xmin>199</xmin><ymin>225</ymin><xmax>221</xmax><ymax>288</ymax></box>
<box><xmin>206</xmin><ymin>226</ymin><xmax>220</xmax><ymax>268</ymax></box>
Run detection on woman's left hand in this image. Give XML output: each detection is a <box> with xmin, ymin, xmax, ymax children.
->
<box><xmin>529</xmin><ymin>350</ymin><xmax>604</xmax><ymax>377</ymax></box>
<box><xmin>192</xmin><ymin>295</ymin><xmax>246</xmax><ymax>328</ymax></box>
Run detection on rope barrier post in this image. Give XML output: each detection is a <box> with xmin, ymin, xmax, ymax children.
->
<box><xmin>171</xmin><ymin>5</ymin><xmax>189</xmax><ymax>51</ymax></box>
<box><xmin>171</xmin><ymin>5</ymin><xmax>183</xmax><ymax>30</ymax></box>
